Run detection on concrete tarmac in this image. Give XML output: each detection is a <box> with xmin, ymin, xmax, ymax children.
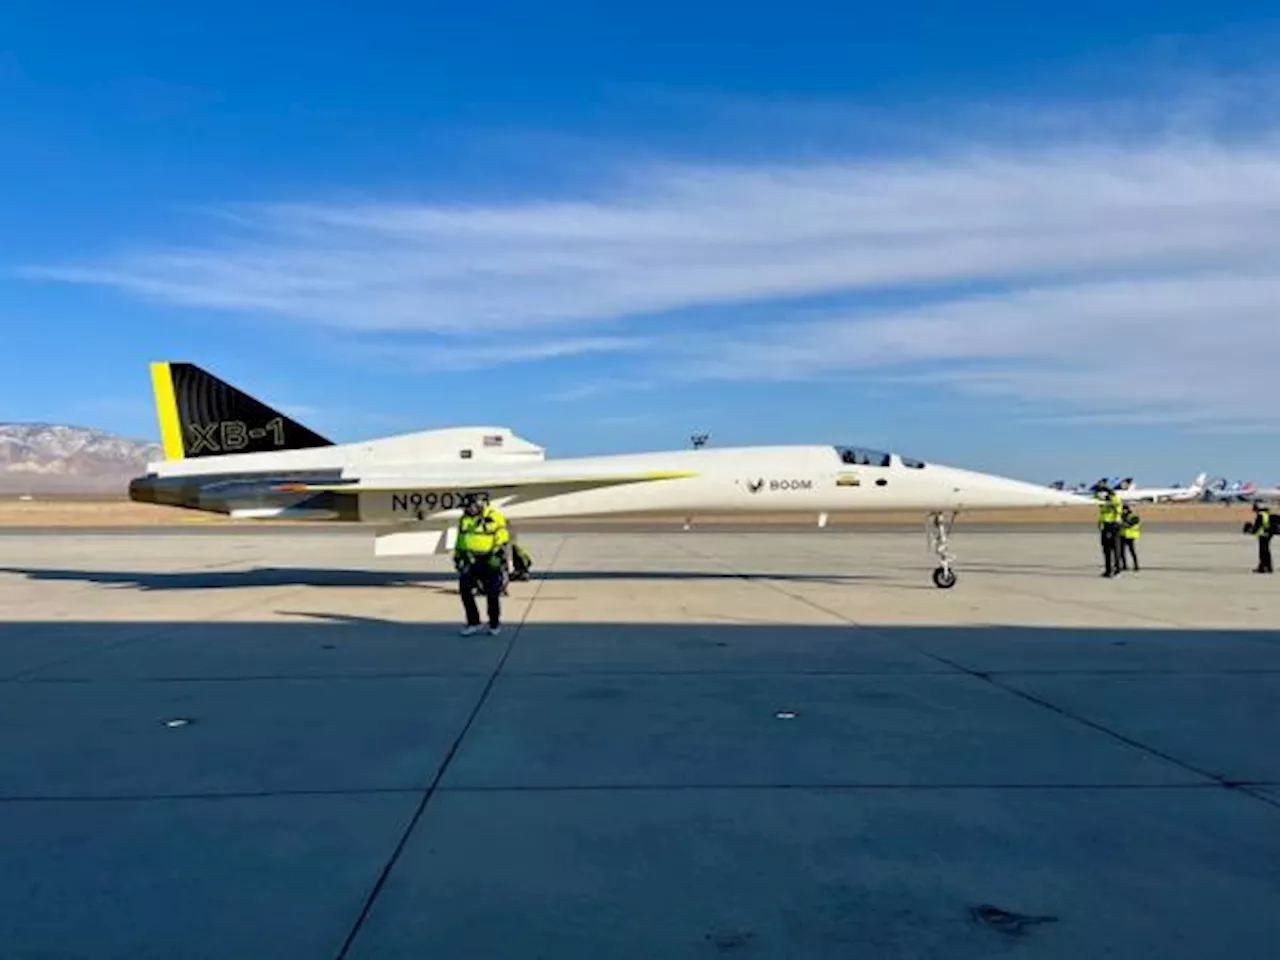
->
<box><xmin>1</xmin><ymin>528</ymin><xmax>1279</xmax><ymax>959</ymax></box>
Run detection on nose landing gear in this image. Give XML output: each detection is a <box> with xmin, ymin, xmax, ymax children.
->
<box><xmin>927</xmin><ymin>511</ymin><xmax>958</xmax><ymax>588</ymax></box>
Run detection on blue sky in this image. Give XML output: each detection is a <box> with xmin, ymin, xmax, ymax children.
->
<box><xmin>3</xmin><ymin>0</ymin><xmax>1279</xmax><ymax>484</ymax></box>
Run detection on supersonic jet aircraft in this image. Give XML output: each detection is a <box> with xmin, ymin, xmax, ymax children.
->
<box><xmin>128</xmin><ymin>362</ymin><xmax>1091</xmax><ymax>588</ymax></box>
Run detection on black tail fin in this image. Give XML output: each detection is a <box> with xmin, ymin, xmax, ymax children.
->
<box><xmin>150</xmin><ymin>361</ymin><xmax>332</xmax><ymax>460</ymax></box>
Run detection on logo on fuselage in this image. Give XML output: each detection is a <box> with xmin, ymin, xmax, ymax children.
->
<box><xmin>746</xmin><ymin>478</ymin><xmax>813</xmax><ymax>493</ymax></box>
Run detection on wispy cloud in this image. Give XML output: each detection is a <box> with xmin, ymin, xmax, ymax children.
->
<box><xmin>1016</xmin><ymin>410</ymin><xmax>1277</xmax><ymax>435</ymax></box>
<box><xmin>543</xmin><ymin>378</ymin><xmax>655</xmax><ymax>402</ymax></box>
<box><xmin>595</xmin><ymin>413</ymin><xmax>656</xmax><ymax>427</ymax></box>
<box><xmin>18</xmin><ymin>77</ymin><xmax>1280</xmax><ymax>424</ymax></box>
<box><xmin>545</xmin><ymin>382</ymin><xmax>608</xmax><ymax>402</ymax></box>
<box><xmin>674</xmin><ymin>270</ymin><xmax>1280</xmax><ymax>424</ymax></box>
<box><xmin>31</xmin><ymin>142</ymin><xmax>1280</xmax><ymax>333</ymax></box>
<box><xmin>349</xmin><ymin>335</ymin><xmax>647</xmax><ymax>372</ymax></box>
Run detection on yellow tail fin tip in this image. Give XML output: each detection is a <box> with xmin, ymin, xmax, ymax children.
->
<box><xmin>149</xmin><ymin>362</ymin><xmax>185</xmax><ymax>461</ymax></box>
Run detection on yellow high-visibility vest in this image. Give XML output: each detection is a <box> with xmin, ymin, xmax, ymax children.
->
<box><xmin>1096</xmin><ymin>492</ymin><xmax>1121</xmax><ymax>526</ymax></box>
<box><xmin>455</xmin><ymin>512</ymin><xmax>509</xmax><ymax>555</ymax></box>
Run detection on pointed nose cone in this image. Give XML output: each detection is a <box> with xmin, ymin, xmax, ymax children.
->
<box><xmin>938</xmin><ymin>467</ymin><xmax>1093</xmax><ymax>509</ymax></box>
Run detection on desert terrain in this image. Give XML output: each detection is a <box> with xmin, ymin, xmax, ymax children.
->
<box><xmin>0</xmin><ymin>495</ymin><xmax>1255</xmax><ymax>528</ymax></box>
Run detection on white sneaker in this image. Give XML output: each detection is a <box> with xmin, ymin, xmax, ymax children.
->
<box><xmin>487</xmin><ymin>625</ymin><xmax>502</xmax><ymax>636</ymax></box>
<box><xmin>460</xmin><ymin>625</ymin><xmax>482</xmax><ymax>636</ymax></box>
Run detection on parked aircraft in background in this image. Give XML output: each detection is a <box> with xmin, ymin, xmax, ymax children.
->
<box><xmin>1050</xmin><ymin>474</ymin><xmax>1207</xmax><ymax>503</ymax></box>
<box><xmin>127</xmin><ymin>363</ymin><xmax>1092</xmax><ymax>589</ymax></box>
<box><xmin>1202</xmin><ymin>479</ymin><xmax>1278</xmax><ymax>503</ymax></box>
<box><xmin>1247</xmin><ymin>485</ymin><xmax>1280</xmax><ymax>502</ymax></box>
<box><xmin>1112</xmin><ymin>473</ymin><xmax>1208</xmax><ymax>503</ymax></box>
<box><xmin>1049</xmin><ymin>480</ymin><xmax>1094</xmax><ymax>495</ymax></box>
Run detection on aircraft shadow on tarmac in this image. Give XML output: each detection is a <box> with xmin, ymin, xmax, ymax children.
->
<box><xmin>0</xmin><ymin>566</ymin><xmax>880</xmax><ymax>591</ymax></box>
<box><xmin>3</xmin><ymin>616</ymin><xmax>1280</xmax><ymax>958</ymax></box>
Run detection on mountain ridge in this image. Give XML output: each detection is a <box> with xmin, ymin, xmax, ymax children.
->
<box><xmin>0</xmin><ymin>423</ymin><xmax>161</xmax><ymax>494</ymax></box>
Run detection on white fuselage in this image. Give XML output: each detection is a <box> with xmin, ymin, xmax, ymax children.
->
<box><xmin>138</xmin><ymin>434</ymin><xmax>1088</xmax><ymax>525</ymax></box>
<box><xmin>346</xmin><ymin>445</ymin><xmax>1081</xmax><ymax>523</ymax></box>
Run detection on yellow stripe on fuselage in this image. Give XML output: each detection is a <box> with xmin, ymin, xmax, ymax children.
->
<box><xmin>149</xmin><ymin>362</ymin><xmax>185</xmax><ymax>460</ymax></box>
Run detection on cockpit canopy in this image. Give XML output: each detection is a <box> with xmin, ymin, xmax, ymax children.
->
<box><xmin>834</xmin><ymin>446</ymin><xmax>926</xmax><ymax>469</ymax></box>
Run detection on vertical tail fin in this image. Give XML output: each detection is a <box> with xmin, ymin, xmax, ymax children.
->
<box><xmin>149</xmin><ymin>362</ymin><xmax>332</xmax><ymax>460</ymax></box>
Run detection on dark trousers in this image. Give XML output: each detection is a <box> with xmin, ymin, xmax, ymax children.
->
<box><xmin>1259</xmin><ymin>536</ymin><xmax>1274</xmax><ymax>573</ymax></box>
<box><xmin>460</xmin><ymin>558</ymin><xmax>503</xmax><ymax>627</ymax></box>
<box><xmin>1119</xmin><ymin>537</ymin><xmax>1139</xmax><ymax>571</ymax></box>
<box><xmin>1100</xmin><ymin>524</ymin><xmax>1120</xmax><ymax>575</ymax></box>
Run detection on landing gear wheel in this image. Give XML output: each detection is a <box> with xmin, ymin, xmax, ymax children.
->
<box><xmin>926</xmin><ymin>510</ymin><xmax>960</xmax><ymax>588</ymax></box>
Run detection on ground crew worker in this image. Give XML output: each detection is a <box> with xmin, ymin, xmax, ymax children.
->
<box><xmin>1119</xmin><ymin>504</ymin><xmax>1141</xmax><ymax>572</ymax></box>
<box><xmin>1094</xmin><ymin>482</ymin><xmax>1123</xmax><ymax>577</ymax></box>
<box><xmin>454</xmin><ymin>494</ymin><xmax>510</xmax><ymax>635</ymax></box>
<box><xmin>1243</xmin><ymin>502</ymin><xmax>1274</xmax><ymax>574</ymax></box>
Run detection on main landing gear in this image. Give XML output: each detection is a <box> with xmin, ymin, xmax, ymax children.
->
<box><xmin>927</xmin><ymin>511</ymin><xmax>958</xmax><ymax>588</ymax></box>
